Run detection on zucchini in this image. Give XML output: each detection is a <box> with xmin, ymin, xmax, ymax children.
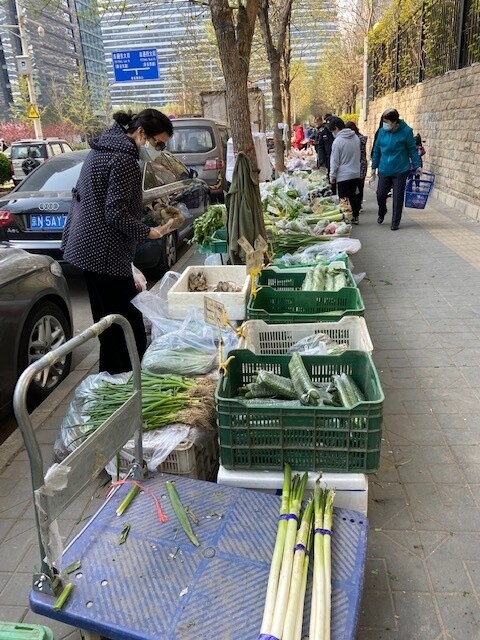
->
<box><xmin>256</xmin><ymin>370</ymin><xmax>298</xmax><ymax>399</ymax></box>
<box><xmin>288</xmin><ymin>352</ymin><xmax>321</xmax><ymax>405</ymax></box>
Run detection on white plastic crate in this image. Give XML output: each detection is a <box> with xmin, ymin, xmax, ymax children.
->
<box><xmin>109</xmin><ymin>430</ymin><xmax>219</xmax><ymax>481</ymax></box>
<box><xmin>217</xmin><ymin>467</ymin><xmax>368</xmax><ymax>515</ymax></box>
<box><xmin>168</xmin><ymin>265</ymin><xmax>251</xmax><ymax>320</ymax></box>
<box><xmin>238</xmin><ymin>316</ymin><xmax>373</xmax><ymax>354</ymax></box>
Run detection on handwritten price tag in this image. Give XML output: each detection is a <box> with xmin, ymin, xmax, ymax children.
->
<box><xmin>204</xmin><ymin>296</ymin><xmax>227</xmax><ymax>327</ymax></box>
<box><xmin>254</xmin><ymin>235</ymin><xmax>268</xmax><ymax>252</ymax></box>
<box><xmin>237</xmin><ymin>236</ymin><xmax>254</xmax><ymax>254</ymax></box>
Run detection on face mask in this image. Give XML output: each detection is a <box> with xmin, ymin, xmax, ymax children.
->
<box><xmin>139</xmin><ymin>144</ymin><xmax>156</xmax><ymax>162</ymax></box>
<box><xmin>382</xmin><ymin>122</ymin><xmax>393</xmax><ymax>131</ymax></box>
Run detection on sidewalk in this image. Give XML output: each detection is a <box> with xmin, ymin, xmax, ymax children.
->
<box><xmin>1</xmin><ymin>188</ymin><xmax>480</xmax><ymax>639</ymax></box>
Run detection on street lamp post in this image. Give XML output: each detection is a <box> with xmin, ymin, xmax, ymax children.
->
<box><xmin>14</xmin><ymin>0</ymin><xmax>43</xmax><ymax>139</ymax></box>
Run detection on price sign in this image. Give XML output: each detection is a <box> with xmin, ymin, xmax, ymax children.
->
<box><xmin>254</xmin><ymin>235</ymin><xmax>268</xmax><ymax>252</ymax></box>
<box><xmin>246</xmin><ymin>249</ymin><xmax>264</xmax><ymax>274</ymax></box>
<box><xmin>237</xmin><ymin>236</ymin><xmax>254</xmax><ymax>254</ymax></box>
<box><xmin>204</xmin><ymin>296</ymin><xmax>227</xmax><ymax>327</ymax></box>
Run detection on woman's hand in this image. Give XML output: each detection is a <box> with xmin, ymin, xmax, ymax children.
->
<box><xmin>148</xmin><ymin>218</ymin><xmax>174</xmax><ymax>240</ymax></box>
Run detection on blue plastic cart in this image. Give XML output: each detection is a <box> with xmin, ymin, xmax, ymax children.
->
<box><xmin>13</xmin><ymin>315</ymin><xmax>368</xmax><ymax>640</ymax></box>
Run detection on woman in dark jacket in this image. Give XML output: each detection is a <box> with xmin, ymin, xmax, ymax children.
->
<box><xmin>62</xmin><ymin>109</ymin><xmax>174</xmax><ymax>374</ymax></box>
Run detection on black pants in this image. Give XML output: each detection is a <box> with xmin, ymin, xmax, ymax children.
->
<box><xmin>377</xmin><ymin>171</ymin><xmax>409</xmax><ymax>227</ymax></box>
<box><xmin>83</xmin><ymin>270</ymin><xmax>147</xmax><ymax>375</ymax></box>
<box><xmin>337</xmin><ymin>178</ymin><xmax>361</xmax><ymax>218</ymax></box>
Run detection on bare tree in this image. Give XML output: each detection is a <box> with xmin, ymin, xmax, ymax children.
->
<box><xmin>257</xmin><ymin>0</ymin><xmax>293</xmax><ymax>174</ymax></box>
<box><xmin>208</xmin><ymin>0</ymin><xmax>259</xmax><ymax>172</ymax></box>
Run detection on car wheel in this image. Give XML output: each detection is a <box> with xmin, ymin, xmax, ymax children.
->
<box><xmin>17</xmin><ymin>302</ymin><xmax>72</xmax><ymax>406</ymax></box>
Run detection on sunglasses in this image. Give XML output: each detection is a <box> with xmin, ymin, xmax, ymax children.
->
<box><xmin>150</xmin><ymin>137</ymin><xmax>166</xmax><ymax>151</ymax></box>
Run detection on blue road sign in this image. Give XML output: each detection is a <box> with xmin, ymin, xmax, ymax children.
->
<box><xmin>112</xmin><ymin>49</ymin><xmax>159</xmax><ymax>83</ymax></box>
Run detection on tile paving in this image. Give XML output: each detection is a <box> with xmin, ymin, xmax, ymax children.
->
<box><xmin>0</xmin><ymin>189</ymin><xmax>479</xmax><ymax>639</ymax></box>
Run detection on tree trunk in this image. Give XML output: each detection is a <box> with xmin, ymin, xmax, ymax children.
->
<box><xmin>208</xmin><ymin>0</ymin><xmax>259</xmax><ymax>173</ymax></box>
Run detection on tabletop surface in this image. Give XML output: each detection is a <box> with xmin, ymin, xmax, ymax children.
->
<box><xmin>30</xmin><ymin>474</ymin><xmax>368</xmax><ymax>640</ymax></box>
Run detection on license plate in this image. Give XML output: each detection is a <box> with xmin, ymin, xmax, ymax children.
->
<box><xmin>29</xmin><ymin>214</ymin><xmax>67</xmax><ymax>230</ymax></box>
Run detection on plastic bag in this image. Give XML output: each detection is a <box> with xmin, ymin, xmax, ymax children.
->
<box><xmin>204</xmin><ymin>253</ymin><xmax>223</xmax><ymax>266</ymax></box>
<box><xmin>132</xmin><ymin>270</ymin><xmax>182</xmax><ymax>339</ymax></box>
<box><xmin>132</xmin><ymin>264</ymin><xmax>147</xmax><ymax>292</ymax></box>
<box><xmin>105</xmin><ymin>424</ymin><xmax>191</xmax><ymax>478</ymax></box>
<box><xmin>53</xmin><ymin>372</ymin><xmax>131</xmax><ymax>462</ymax></box>
<box><xmin>368</xmin><ymin>174</ymin><xmax>378</xmax><ymax>191</ymax></box>
<box><xmin>105</xmin><ymin>425</ymin><xmax>216</xmax><ymax>478</ymax></box>
<box><xmin>287</xmin><ymin>333</ymin><xmax>348</xmax><ymax>356</ymax></box>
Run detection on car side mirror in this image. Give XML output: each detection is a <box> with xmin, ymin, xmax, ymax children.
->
<box><xmin>188</xmin><ymin>168</ymin><xmax>198</xmax><ymax>179</ymax></box>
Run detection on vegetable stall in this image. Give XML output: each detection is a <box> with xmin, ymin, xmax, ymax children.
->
<box><xmin>14</xmin><ymin>167</ymin><xmax>380</xmax><ymax>640</ymax></box>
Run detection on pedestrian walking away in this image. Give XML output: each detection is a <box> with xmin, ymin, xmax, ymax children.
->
<box><xmin>371</xmin><ymin>107</ymin><xmax>420</xmax><ymax>230</ymax></box>
<box><xmin>62</xmin><ymin>108</ymin><xmax>175</xmax><ymax>375</ymax></box>
<box><xmin>345</xmin><ymin>120</ymin><xmax>368</xmax><ymax>213</ymax></box>
<box><xmin>327</xmin><ymin>116</ymin><xmax>361</xmax><ymax>223</ymax></box>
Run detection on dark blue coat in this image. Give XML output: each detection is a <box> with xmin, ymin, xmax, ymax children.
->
<box><xmin>62</xmin><ymin>122</ymin><xmax>150</xmax><ymax>277</ymax></box>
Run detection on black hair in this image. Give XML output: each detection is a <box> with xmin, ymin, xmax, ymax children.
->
<box><xmin>345</xmin><ymin>120</ymin><xmax>360</xmax><ymax>135</ymax></box>
<box><xmin>326</xmin><ymin>116</ymin><xmax>345</xmax><ymax>131</ymax></box>
<box><xmin>113</xmin><ymin>108</ymin><xmax>173</xmax><ymax>137</ymax></box>
<box><xmin>324</xmin><ymin>113</ymin><xmax>333</xmax><ymax>121</ymax></box>
<box><xmin>381</xmin><ymin>108</ymin><xmax>400</xmax><ymax>122</ymax></box>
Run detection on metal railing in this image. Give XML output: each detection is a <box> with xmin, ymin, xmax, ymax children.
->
<box><xmin>369</xmin><ymin>0</ymin><xmax>480</xmax><ymax>99</ymax></box>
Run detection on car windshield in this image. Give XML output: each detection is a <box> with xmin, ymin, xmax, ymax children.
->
<box><xmin>166</xmin><ymin>126</ymin><xmax>215</xmax><ymax>153</ymax></box>
<box><xmin>16</xmin><ymin>156</ymin><xmax>84</xmax><ymax>192</ymax></box>
<box><xmin>11</xmin><ymin>144</ymin><xmax>48</xmax><ymax>160</ymax></box>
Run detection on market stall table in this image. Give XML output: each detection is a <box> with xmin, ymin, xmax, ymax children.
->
<box><xmin>14</xmin><ymin>315</ymin><xmax>368</xmax><ymax>640</ymax></box>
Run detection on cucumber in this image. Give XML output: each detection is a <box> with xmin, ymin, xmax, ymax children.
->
<box><xmin>256</xmin><ymin>370</ymin><xmax>298</xmax><ymax>399</ymax></box>
<box><xmin>288</xmin><ymin>352</ymin><xmax>321</xmax><ymax>405</ymax></box>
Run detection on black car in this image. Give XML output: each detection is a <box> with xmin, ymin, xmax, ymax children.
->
<box><xmin>0</xmin><ymin>247</ymin><xmax>73</xmax><ymax>418</ymax></box>
<box><xmin>0</xmin><ymin>150</ymin><xmax>209</xmax><ymax>279</ymax></box>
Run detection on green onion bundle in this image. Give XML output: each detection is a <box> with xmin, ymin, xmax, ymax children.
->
<box><xmin>85</xmin><ymin>371</ymin><xmax>216</xmax><ymax>432</ymax></box>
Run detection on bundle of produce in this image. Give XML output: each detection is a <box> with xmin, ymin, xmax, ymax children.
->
<box><xmin>85</xmin><ymin>372</ymin><xmax>217</xmax><ymax>432</ymax></box>
<box><xmin>189</xmin><ymin>204</ymin><xmax>226</xmax><ymax>246</ymax></box>
<box><xmin>187</xmin><ymin>269</ymin><xmax>242</xmax><ymax>293</ymax></box>
<box><xmin>142</xmin><ymin>343</ymin><xmax>216</xmax><ymax>376</ymax></box>
<box><xmin>271</xmin><ymin>229</ymin><xmax>351</xmax><ymax>255</ymax></box>
<box><xmin>263</xmin><ymin>189</ymin><xmax>312</xmax><ymax>220</ymax></box>
<box><xmin>301</xmin><ymin>264</ymin><xmax>349</xmax><ymax>291</ymax></box>
<box><xmin>258</xmin><ymin>466</ymin><xmax>336</xmax><ymax>640</ymax></box>
<box><xmin>286</xmin><ymin>333</ymin><xmax>348</xmax><ymax>356</ymax></box>
<box><xmin>236</xmin><ymin>354</ymin><xmax>364</xmax><ymax>408</ymax></box>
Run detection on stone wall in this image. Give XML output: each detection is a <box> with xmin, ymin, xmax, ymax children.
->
<box><xmin>361</xmin><ymin>63</ymin><xmax>480</xmax><ymax>221</ymax></box>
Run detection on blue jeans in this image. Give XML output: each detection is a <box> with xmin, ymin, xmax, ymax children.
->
<box><xmin>377</xmin><ymin>171</ymin><xmax>410</xmax><ymax>227</ymax></box>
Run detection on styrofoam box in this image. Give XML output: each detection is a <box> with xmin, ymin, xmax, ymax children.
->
<box><xmin>168</xmin><ymin>266</ymin><xmax>251</xmax><ymax>320</ymax></box>
<box><xmin>217</xmin><ymin>467</ymin><xmax>368</xmax><ymax>515</ymax></box>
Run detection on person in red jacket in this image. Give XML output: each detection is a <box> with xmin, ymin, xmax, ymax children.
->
<box><xmin>292</xmin><ymin>122</ymin><xmax>305</xmax><ymax>150</ymax></box>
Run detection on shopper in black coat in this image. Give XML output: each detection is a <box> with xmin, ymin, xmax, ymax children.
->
<box><xmin>62</xmin><ymin>109</ymin><xmax>174</xmax><ymax>374</ymax></box>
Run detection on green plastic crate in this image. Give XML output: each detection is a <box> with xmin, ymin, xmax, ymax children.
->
<box><xmin>258</xmin><ymin>267</ymin><xmax>356</xmax><ymax>290</ymax></box>
<box><xmin>0</xmin><ymin>623</ymin><xmax>53</xmax><ymax>640</ymax></box>
<box><xmin>247</xmin><ymin>286</ymin><xmax>365</xmax><ymax>323</ymax></box>
<box><xmin>199</xmin><ymin>227</ymin><xmax>228</xmax><ymax>254</ymax></box>
<box><xmin>216</xmin><ymin>349</ymin><xmax>384</xmax><ymax>473</ymax></box>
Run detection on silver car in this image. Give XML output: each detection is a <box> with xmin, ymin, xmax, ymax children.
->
<box><xmin>166</xmin><ymin>117</ymin><xmax>230</xmax><ymax>200</ymax></box>
<box><xmin>0</xmin><ymin>247</ymin><xmax>72</xmax><ymax>417</ymax></box>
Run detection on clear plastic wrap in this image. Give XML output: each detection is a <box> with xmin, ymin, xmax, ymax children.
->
<box><xmin>287</xmin><ymin>333</ymin><xmax>348</xmax><ymax>355</ymax></box>
<box><xmin>53</xmin><ymin>372</ymin><xmax>130</xmax><ymax>462</ymax></box>
<box><xmin>131</xmin><ymin>270</ymin><xmax>183</xmax><ymax>339</ymax></box>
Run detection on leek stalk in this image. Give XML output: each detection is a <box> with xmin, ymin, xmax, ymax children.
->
<box><xmin>259</xmin><ymin>463</ymin><xmax>292</xmax><ymax>634</ymax></box>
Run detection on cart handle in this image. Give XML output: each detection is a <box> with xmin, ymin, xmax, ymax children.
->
<box><xmin>13</xmin><ymin>314</ymin><xmax>143</xmax><ymax>594</ymax></box>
